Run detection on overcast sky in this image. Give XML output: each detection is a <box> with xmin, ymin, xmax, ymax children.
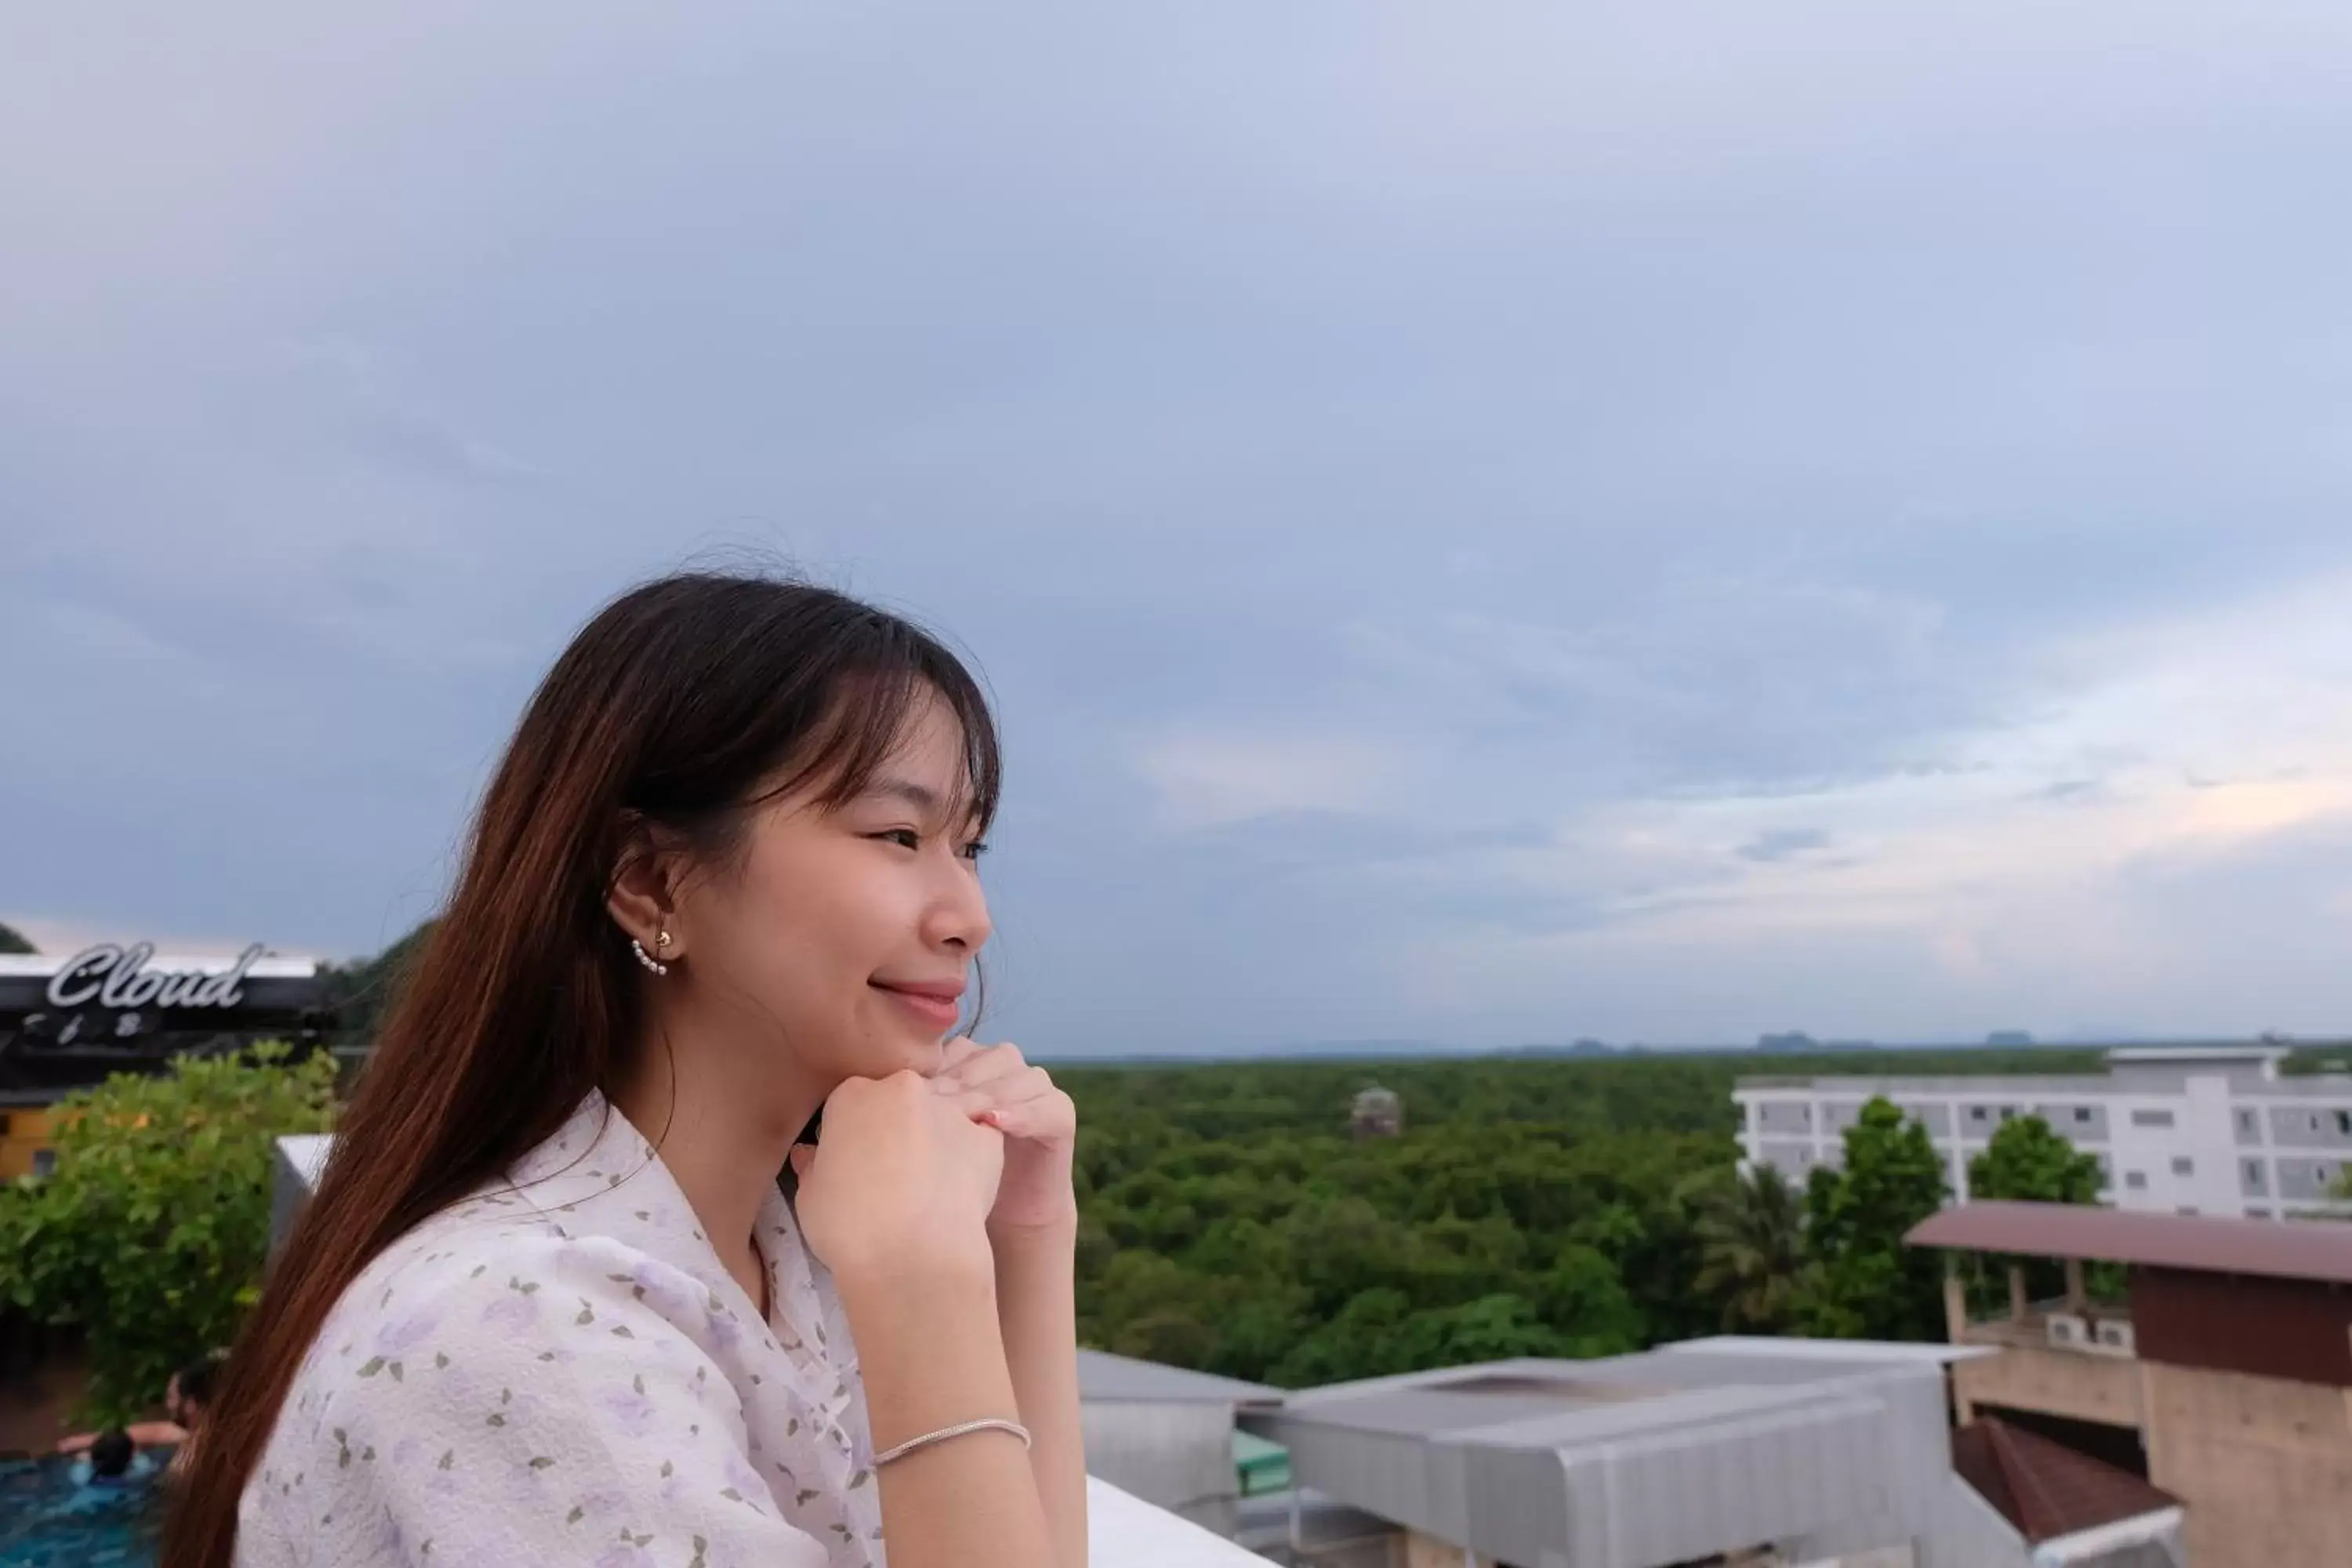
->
<box><xmin>8</xmin><ymin>2</ymin><xmax>2352</xmax><ymax>1054</ymax></box>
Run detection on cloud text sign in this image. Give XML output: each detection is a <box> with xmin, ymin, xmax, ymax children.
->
<box><xmin>45</xmin><ymin>942</ymin><xmax>267</xmax><ymax>1011</ymax></box>
<box><xmin>0</xmin><ymin>943</ymin><xmax>330</xmax><ymax>1094</ymax></box>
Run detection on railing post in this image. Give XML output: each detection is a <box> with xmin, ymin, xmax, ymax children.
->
<box><xmin>2008</xmin><ymin>1263</ymin><xmax>2028</xmax><ymax>1322</ymax></box>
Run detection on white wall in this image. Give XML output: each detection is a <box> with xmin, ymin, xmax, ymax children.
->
<box><xmin>1735</xmin><ymin>1070</ymin><xmax>2352</xmax><ymax>1221</ymax></box>
<box><xmin>1080</xmin><ymin>1399</ymin><xmax>1250</xmax><ymax>1538</ymax></box>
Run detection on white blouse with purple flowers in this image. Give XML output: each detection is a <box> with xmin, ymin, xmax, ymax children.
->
<box><xmin>236</xmin><ymin>1091</ymin><xmax>884</xmax><ymax>1568</ymax></box>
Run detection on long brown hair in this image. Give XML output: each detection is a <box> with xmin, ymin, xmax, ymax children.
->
<box><xmin>165</xmin><ymin>572</ymin><xmax>1000</xmax><ymax>1566</ymax></box>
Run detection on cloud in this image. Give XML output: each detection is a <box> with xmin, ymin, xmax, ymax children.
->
<box><xmin>1130</xmin><ymin>729</ymin><xmax>1404</xmax><ymax>833</ymax></box>
<box><xmin>1737</xmin><ymin>827</ymin><xmax>1831</xmax><ymax>863</ymax></box>
<box><xmin>1341</xmin><ymin>572</ymin><xmax>2001</xmax><ymax>798</ymax></box>
<box><xmin>1372</xmin><ymin>568</ymin><xmax>2352</xmax><ymax>1039</ymax></box>
<box><xmin>8</xmin><ymin>0</ymin><xmax>2352</xmax><ymax>1051</ymax></box>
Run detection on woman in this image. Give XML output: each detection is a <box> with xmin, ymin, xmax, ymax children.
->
<box><xmin>166</xmin><ymin>574</ymin><xmax>1085</xmax><ymax>1568</ymax></box>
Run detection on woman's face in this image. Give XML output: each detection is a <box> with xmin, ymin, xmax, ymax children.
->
<box><xmin>683</xmin><ymin>691</ymin><xmax>993</xmax><ymax>1087</ymax></box>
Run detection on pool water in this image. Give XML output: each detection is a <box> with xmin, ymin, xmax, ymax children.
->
<box><xmin>0</xmin><ymin>1453</ymin><xmax>165</xmax><ymax>1567</ymax></box>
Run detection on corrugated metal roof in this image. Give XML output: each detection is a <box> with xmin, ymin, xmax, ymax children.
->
<box><xmin>1076</xmin><ymin>1348</ymin><xmax>1279</xmax><ymax>1405</ymax></box>
<box><xmin>1256</xmin><ymin>1345</ymin><xmax>1966</xmax><ymax>1568</ymax></box>
<box><xmin>1907</xmin><ymin>1200</ymin><xmax>2352</xmax><ymax>1283</ymax></box>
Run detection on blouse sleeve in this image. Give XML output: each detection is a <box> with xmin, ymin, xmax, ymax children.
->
<box><xmin>313</xmin><ymin>1233</ymin><xmax>830</xmax><ymax>1568</ymax></box>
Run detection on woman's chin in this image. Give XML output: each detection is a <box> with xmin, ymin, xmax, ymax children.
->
<box><xmin>902</xmin><ymin>1033</ymin><xmax>951</xmax><ymax>1076</ymax></box>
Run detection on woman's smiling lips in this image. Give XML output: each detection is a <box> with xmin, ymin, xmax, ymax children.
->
<box><xmin>870</xmin><ymin>977</ymin><xmax>964</xmax><ymax>1030</ymax></box>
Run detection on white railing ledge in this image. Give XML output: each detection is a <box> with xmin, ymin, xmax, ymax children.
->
<box><xmin>1087</xmin><ymin>1476</ymin><xmax>1266</xmax><ymax>1565</ymax></box>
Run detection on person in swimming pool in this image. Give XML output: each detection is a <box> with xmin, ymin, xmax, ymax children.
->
<box><xmin>57</xmin><ymin>1352</ymin><xmax>223</xmax><ymax>1475</ymax></box>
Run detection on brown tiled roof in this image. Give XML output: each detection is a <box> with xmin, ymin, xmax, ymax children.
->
<box><xmin>1951</xmin><ymin>1417</ymin><xmax>2180</xmax><ymax>1544</ymax></box>
<box><xmin>1906</xmin><ymin>1200</ymin><xmax>2352</xmax><ymax>1285</ymax></box>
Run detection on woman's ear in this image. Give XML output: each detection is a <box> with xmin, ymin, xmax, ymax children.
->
<box><xmin>606</xmin><ymin>823</ymin><xmax>684</xmax><ymax>960</ymax></box>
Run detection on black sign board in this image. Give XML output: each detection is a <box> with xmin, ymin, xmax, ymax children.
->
<box><xmin>0</xmin><ymin>942</ymin><xmax>336</xmax><ymax>1096</ymax></box>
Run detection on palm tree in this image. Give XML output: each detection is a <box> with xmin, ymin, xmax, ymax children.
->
<box><xmin>1693</xmin><ymin>1164</ymin><xmax>1810</xmax><ymax>1333</ymax></box>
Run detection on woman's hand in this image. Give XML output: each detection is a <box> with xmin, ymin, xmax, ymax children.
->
<box><xmin>930</xmin><ymin>1039</ymin><xmax>1078</xmax><ymax>1236</ymax></box>
<box><xmin>792</xmin><ymin>1069</ymin><xmax>1005</xmax><ymax>1287</ymax></box>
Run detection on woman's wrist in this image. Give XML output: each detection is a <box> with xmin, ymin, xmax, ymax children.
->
<box><xmin>831</xmin><ymin>1229</ymin><xmax>997</xmax><ymax>1311</ymax></box>
<box><xmin>839</xmin><ymin>1251</ymin><xmax>1022</xmax><ymax>1454</ymax></box>
<box><xmin>987</xmin><ymin>1203</ymin><xmax>1079</xmax><ymax>1248</ymax></box>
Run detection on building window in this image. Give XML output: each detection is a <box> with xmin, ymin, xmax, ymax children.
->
<box><xmin>2239</xmin><ymin>1110</ymin><xmax>2256</xmax><ymax>1130</ymax></box>
<box><xmin>2131</xmin><ymin>1109</ymin><xmax>2175</xmax><ymax>1128</ymax></box>
<box><xmin>2125</xmin><ymin>1171</ymin><xmax>2148</xmax><ymax>1189</ymax></box>
<box><xmin>2172</xmin><ymin>1156</ymin><xmax>2194</xmax><ymax>1176</ymax></box>
<box><xmin>0</xmin><ymin>1112</ymin><xmax>10</xmax><ymax>1137</ymax></box>
<box><xmin>2178</xmin><ymin>1207</ymin><xmax>2200</xmax><ymax>1217</ymax></box>
<box><xmin>1970</xmin><ymin>1106</ymin><xmax>1988</xmax><ymax>1122</ymax></box>
<box><xmin>2337</xmin><ymin>1111</ymin><xmax>2352</xmax><ymax>1135</ymax></box>
<box><xmin>2074</xmin><ymin>1107</ymin><xmax>2093</xmax><ymax>1123</ymax></box>
<box><xmin>30</xmin><ymin>1149</ymin><xmax>56</xmax><ymax>1178</ymax></box>
<box><xmin>2246</xmin><ymin>1160</ymin><xmax>2263</xmax><ymax>1183</ymax></box>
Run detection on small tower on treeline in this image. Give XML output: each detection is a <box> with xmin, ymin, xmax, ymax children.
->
<box><xmin>1351</xmin><ymin>1086</ymin><xmax>1403</xmax><ymax>1140</ymax></box>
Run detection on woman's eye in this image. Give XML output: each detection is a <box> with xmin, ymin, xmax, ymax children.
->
<box><xmin>962</xmin><ymin>840</ymin><xmax>990</xmax><ymax>862</ymax></box>
<box><xmin>871</xmin><ymin>829</ymin><xmax>921</xmax><ymax>851</ymax></box>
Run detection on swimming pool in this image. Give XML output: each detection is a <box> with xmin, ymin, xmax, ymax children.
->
<box><xmin>0</xmin><ymin>1454</ymin><xmax>164</xmax><ymax>1567</ymax></box>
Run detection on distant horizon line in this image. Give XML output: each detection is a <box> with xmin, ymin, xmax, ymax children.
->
<box><xmin>1035</xmin><ymin>1033</ymin><xmax>2352</xmax><ymax>1065</ymax></box>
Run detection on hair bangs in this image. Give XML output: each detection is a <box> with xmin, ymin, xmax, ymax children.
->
<box><xmin>754</xmin><ymin>633</ymin><xmax>1001</xmax><ymax>835</ymax></box>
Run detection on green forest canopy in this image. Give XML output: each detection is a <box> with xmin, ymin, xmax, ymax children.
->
<box><xmin>1055</xmin><ymin>1047</ymin><xmax>2100</xmax><ymax>1385</ymax></box>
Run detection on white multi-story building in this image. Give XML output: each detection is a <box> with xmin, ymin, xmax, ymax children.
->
<box><xmin>1734</xmin><ymin>1045</ymin><xmax>2352</xmax><ymax>1220</ymax></box>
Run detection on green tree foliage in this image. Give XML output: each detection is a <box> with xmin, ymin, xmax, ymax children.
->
<box><xmin>0</xmin><ymin>920</ymin><xmax>34</xmax><ymax>954</ymax></box>
<box><xmin>1965</xmin><ymin>1112</ymin><xmax>2108</xmax><ymax>1307</ymax></box>
<box><xmin>1059</xmin><ymin>1053</ymin><xmax>2092</xmax><ymax>1384</ymax></box>
<box><xmin>1062</xmin><ymin>1058</ymin><xmax>1722</xmax><ymax>1384</ymax></box>
<box><xmin>0</xmin><ymin>1044</ymin><xmax>339</xmax><ymax>1421</ymax></box>
<box><xmin>1797</xmin><ymin>1097</ymin><xmax>1948</xmax><ymax>1341</ymax></box>
<box><xmin>1967</xmin><ymin>1115</ymin><xmax>2103</xmax><ymax>1205</ymax></box>
<box><xmin>1691</xmin><ymin>1163</ymin><xmax>1811</xmax><ymax>1332</ymax></box>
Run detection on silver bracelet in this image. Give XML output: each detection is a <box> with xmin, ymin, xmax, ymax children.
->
<box><xmin>872</xmin><ymin>1416</ymin><xmax>1033</xmax><ymax>1468</ymax></box>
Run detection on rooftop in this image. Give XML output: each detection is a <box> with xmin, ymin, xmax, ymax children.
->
<box><xmin>1075</xmin><ymin>1348</ymin><xmax>1279</xmax><ymax>1405</ymax></box>
<box><xmin>1907</xmin><ymin>1200</ymin><xmax>2352</xmax><ymax>1285</ymax></box>
<box><xmin>1269</xmin><ymin>1336</ymin><xmax>1990</xmax><ymax>1443</ymax></box>
<box><xmin>0</xmin><ymin>952</ymin><xmax>320</xmax><ymax>978</ymax></box>
<box><xmin>1951</xmin><ymin>1416</ymin><xmax>2179</xmax><ymax>1546</ymax></box>
<box><xmin>2104</xmin><ymin>1045</ymin><xmax>2288</xmax><ymax>1066</ymax></box>
<box><xmin>1738</xmin><ymin>1070</ymin><xmax>2352</xmax><ymax>1098</ymax></box>
<box><xmin>1250</xmin><ymin>1338</ymin><xmax>1998</xmax><ymax>1568</ymax></box>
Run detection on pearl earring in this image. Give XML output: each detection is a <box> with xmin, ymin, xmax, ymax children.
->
<box><xmin>631</xmin><ymin>932</ymin><xmax>670</xmax><ymax>977</ymax></box>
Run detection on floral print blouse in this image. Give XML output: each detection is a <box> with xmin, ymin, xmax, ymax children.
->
<box><xmin>237</xmin><ymin>1091</ymin><xmax>884</xmax><ymax>1567</ymax></box>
